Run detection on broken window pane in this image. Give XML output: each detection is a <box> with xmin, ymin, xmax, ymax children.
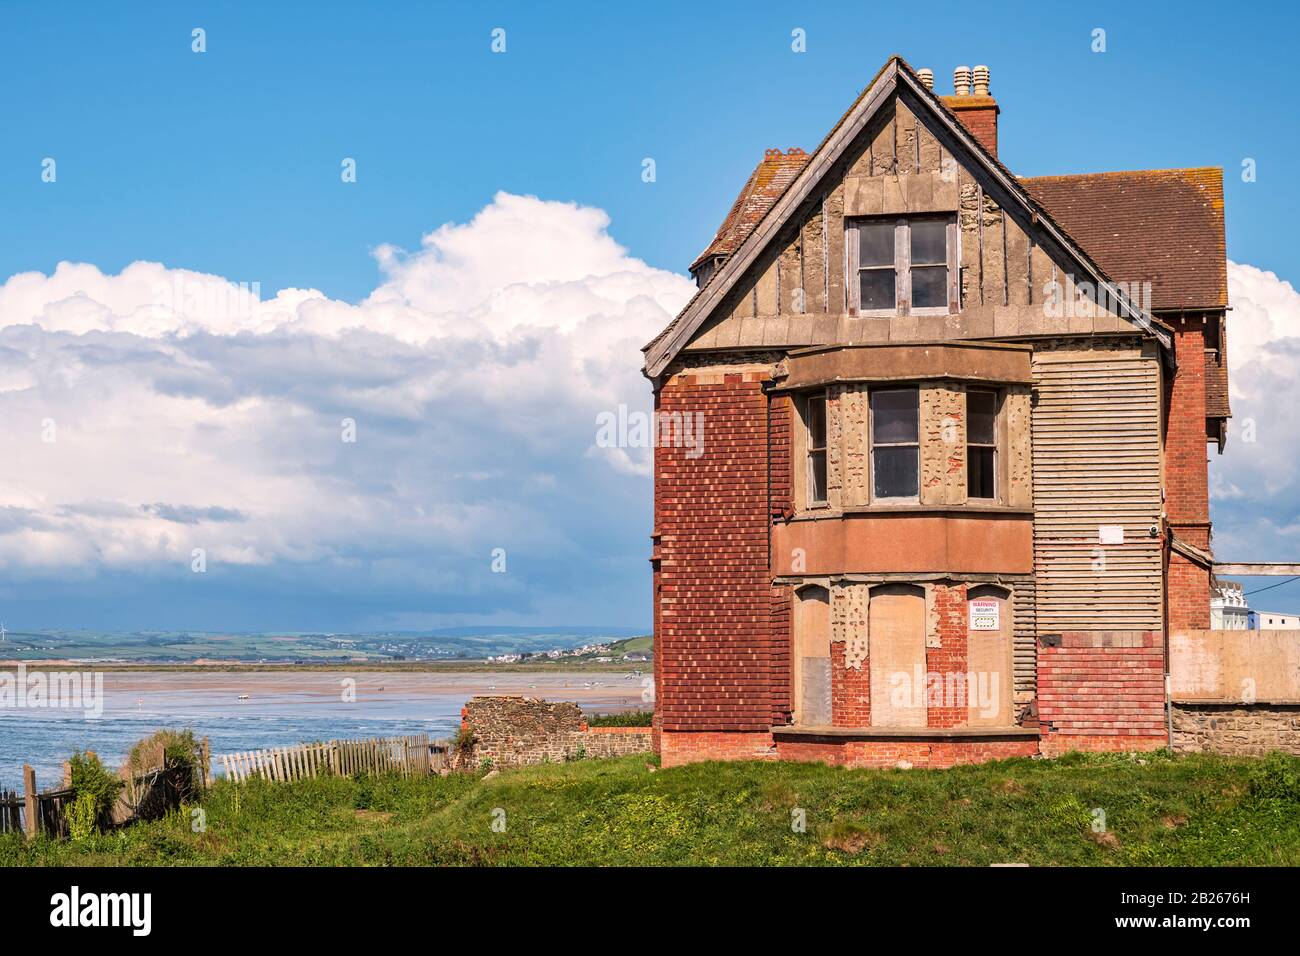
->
<box><xmin>809</xmin><ymin>450</ymin><xmax>828</xmax><ymax>503</ymax></box>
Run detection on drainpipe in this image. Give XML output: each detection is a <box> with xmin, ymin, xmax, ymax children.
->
<box><xmin>1165</xmin><ymin>673</ymin><xmax>1173</xmax><ymax>750</ymax></box>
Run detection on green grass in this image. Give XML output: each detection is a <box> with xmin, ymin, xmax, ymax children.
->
<box><xmin>587</xmin><ymin>711</ymin><xmax>653</xmax><ymax>727</ymax></box>
<box><xmin>3</xmin><ymin>751</ymin><xmax>1297</xmax><ymax>866</ymax></box>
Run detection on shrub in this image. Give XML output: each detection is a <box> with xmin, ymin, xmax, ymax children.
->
<box><xmin>66</xmin><ymin>792</ymin><xmax>100</xmax><ymax>841</ymax></box>
<box><xmin>66</xmin><ymin>751</ymin><xmax>124</xmax><ymax>834</ymax></box>
<box><xmin>126</xmin><ymin>728</ymin><xmax>200</xmax><ymax>777</ymax></box>
<box><xmin>1247</xmin><ymin>752</ymin><xmax>1300</xmax><ymax>802</ymax></box>
<box><xmin>587</xmin><ymin>711</ymin><xmax>653</xmax><ymax>727</ymax></box>
<box><xmin>452</xmin><ymin>725</ymin><xmax>477</xmax><ymax>770</ymax></box>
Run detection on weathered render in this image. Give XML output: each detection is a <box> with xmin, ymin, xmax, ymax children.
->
<box><xmin>645</xmin><ymin>56</ymin><xmax>1228</xmax><ymax>768</ymax></box>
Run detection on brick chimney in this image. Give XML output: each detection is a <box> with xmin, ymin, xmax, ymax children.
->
<box><xmin>941</xmin><ymin>64</ymin><xmax>999</xmax><ymax>156</ymax></box>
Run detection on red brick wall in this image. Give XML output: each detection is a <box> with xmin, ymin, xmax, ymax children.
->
<box><xmin>655</xmin><ymin>373</ymin><xmax>777</xmax><ymax>732</ymax></box>
<box><xmin>926</xmin><ymin>584</ymin><xmax>969</xmax><ymax>728</ymax></box>
<box><xmin>1168</xmin><ymin>548</ymin><xmax>1211</xmax><ymax>633</ymax></box>
<box><xmin>1166</xmin><ymin>319</ymin><xmax>1212</xmax><ymax>630</ymax></box>
<box><xmin>776</xmin><ymin>736</ymin><xmax>1037</xmax><ymax>768</ymax></box>
<box><xmin>946</xmin><ymin>101</ymin><xmax>999</xmax><ymax>156</ymax></box>
<box><xmin>830</xmin><ymin>641</ymin><xmax>872</xmax><ymax>726</ymax></box>
<box><xmin>660</xmin><ymin>731</ymin><xmax>777</xmax><ymax>767</ymax></box>
<box><xmin>1037</xmin><ymin>631</ymin><xmax>1167</xmax><ymax>752</ymax></box>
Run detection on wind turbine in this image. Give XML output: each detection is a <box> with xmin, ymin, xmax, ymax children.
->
<box><xmin>0</xmin><ymin>623</ymin><xmax>6</xmax><ymax>643</ymax></box>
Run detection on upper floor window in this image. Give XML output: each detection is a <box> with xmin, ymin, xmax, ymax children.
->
<box><xmin>871</xmin><ymin>388</ymin><xmax>919</xmax><ymax>499</ymax></box>
<box><xmin>966</xmin><ymin>389</ymin><xmax>999</xmax><ymax>500</ymax></box>
<box><xmin>806</xmin><ymin>390</ymin><xmax>828</xmax><ymax>505</ymax></box>
<box><xmin>850</xmin><ymin>217</ymin><xmax>956</xmax><ymax>315</ymax></box>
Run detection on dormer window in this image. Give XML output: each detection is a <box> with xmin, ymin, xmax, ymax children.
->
<box><xmin>849</xmin><ymin>216</ymin><xmax>957</xmax><ymax>315</ymax></box>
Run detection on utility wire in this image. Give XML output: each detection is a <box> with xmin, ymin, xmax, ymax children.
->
<box><xmin>1244</xmin><ymin>576</ymin><xmax>1300</xmax><ymax>596</ymax></box>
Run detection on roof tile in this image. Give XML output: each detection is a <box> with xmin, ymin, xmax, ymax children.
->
<box><xmin>1020</xmin><ymin>168</ymin><xmax>1227</xmax><ymax>312</ymax></box>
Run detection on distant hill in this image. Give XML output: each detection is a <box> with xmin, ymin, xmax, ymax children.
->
<box><xmin>0</xmin><ymin>627</ymin><xmax>651</xmax><ymax>664</ymax></box>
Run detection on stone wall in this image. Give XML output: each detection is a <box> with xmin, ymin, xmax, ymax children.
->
<box><xmin>1172</xmin><ymin>703</ymin><xmax>1300</xmax><ymax>757</ymax></box>
<box><xmin>460</xmin><ymin>696</ymin><xmax>652</xmax><ymax>769</ymax></box>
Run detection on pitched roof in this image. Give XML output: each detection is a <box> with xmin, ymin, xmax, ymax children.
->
<box><xmin>1021</xmin><ymin>168</ymin><xmax>1227</xmax><ymax>312</ymax></box>
<box><xmin>643</xmin><ymin>56</ymin><xmax>1168</xmax><ymax>377</ymax></box>
<box><xmin>689</xmin><ymin>148</ymin><xmax>811</xmax><ymax>274</ymax></box>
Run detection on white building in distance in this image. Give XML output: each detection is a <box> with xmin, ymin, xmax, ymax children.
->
<box><xmin>1210</xmin><ymin>580</ymin><xmax>1250</xmax><ymax>630</ymax></box>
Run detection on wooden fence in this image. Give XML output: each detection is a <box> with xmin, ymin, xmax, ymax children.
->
<box><xmin>0</xmin><ymin>766</ymin><xmax>76</xmax><ymax>840</ymax></box>
<box><xmin>3</xmin><ymin>733</ymin><xmax>449</xmax><ymax>840</ymax></box>
<box><xmin>217</xmin><ymin>734</ymin><xmax>448</xmax><ymax>784</ymax></box>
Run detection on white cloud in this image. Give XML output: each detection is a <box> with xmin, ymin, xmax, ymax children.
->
<box><xmin>0</xmin><ymin>193</ymin><xmax>694</xmax><ymax>624</ymax></box>
<box><xmin>1209</xmin><ymin>261</ymin><xmax>1300</xmax><ymax>560</ymax></box>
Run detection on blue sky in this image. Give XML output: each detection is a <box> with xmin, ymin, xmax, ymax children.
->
<box><xmin>5</xmin><ymin>1</ymin><xmax>1298</xmax><ymax>293</ymax></box>
<box><xmin>2</xmin><ymin>1</ymin><xmax>1299</xmax><ymax>630</ymax></box>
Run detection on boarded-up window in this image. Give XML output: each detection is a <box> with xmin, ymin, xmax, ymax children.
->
<box><xmin>966</xmin><ymin>585</ymin><xmax>1014</xmax><ymax>727</ymax></box>
<box><xmin>793</xmin><ymin>585</ymin><xmax>831</xmax><ymax>726</ymax></box>
<box><xmin>868</xmin><ymin>584</ymin><xmax>926</xmax><ymax>727</ymax></box>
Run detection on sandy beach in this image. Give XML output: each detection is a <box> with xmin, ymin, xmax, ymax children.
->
<box><xmin>96</xmin><ymin>670</ymin><xmax>650</xmax><ymax>711</ymax></box>
<box><xmin>0</xmin><ymin>670</ymin><xmax>649</xmax><ymax>785</ymax></box>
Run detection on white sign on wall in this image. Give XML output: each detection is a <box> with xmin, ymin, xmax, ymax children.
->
<box><xmin>1099</xmin><ymin>525</ymin><xmax>1125</xmax><ymax>545</ymax></box>
<box><xmin>969</xmin><ymin>598</ymin><xmax>1000</xmax><ymax>631</ymax></box>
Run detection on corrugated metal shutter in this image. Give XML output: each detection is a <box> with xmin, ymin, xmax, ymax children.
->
<box><xmin>1031</xmin><ymin>346</ymin><xmax>1163</xmax><ymax>635</ymax></box>
<box><xmin>1010</xmin><ymin>574</ymin><xmax>1036</xmax><ymax>697</ymax></box>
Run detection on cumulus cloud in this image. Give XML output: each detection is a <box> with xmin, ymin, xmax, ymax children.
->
<box><xmin>1208</xmin><ymin>262</ymin><xmax>1300</xmax><ymax>561</ymax></box>
<box><xmin>0</xmin><ymin>193</ymin><xmax>694</xmax><ymax>627</ymax></box>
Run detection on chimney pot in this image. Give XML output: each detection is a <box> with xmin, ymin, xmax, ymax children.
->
<box><xmin>917</xmin><ymin>68</ymin><xmax>934</xmax><ymax>90</ymax></box>
<box><xmin>953</xmin><ymin>66</ymin><xmax>972</xmax><ymax>96</ymax></box>
<box><xmin>972</xmin><ymin>65</ymin><xmax>990</xmax><ymax>96</ymax></box>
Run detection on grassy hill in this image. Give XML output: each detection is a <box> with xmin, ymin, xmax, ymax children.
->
<box><xmin>4</xmin><ymin>750</ymin><xmax>1297</xmax><ymax>866</ymax></box>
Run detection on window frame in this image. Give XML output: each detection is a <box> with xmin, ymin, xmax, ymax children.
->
<box><xmin>868</xmin><ymin>385</ymin><xmax>921</xmax><ymax>503</ymax></box>
<box><xmin>965</xmin><ymin>387</ymin><xmax>1001</xmax><ymax>502</ymax></box>
<box><xmin>848</xmin><ymin>216</ymin><xmax>958</xmax><ymax>317</ymax></box>
<box><xmin>804</xmin><ymin>389</ymin><xmax>830</xmax><ymax>507</ymax></box>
